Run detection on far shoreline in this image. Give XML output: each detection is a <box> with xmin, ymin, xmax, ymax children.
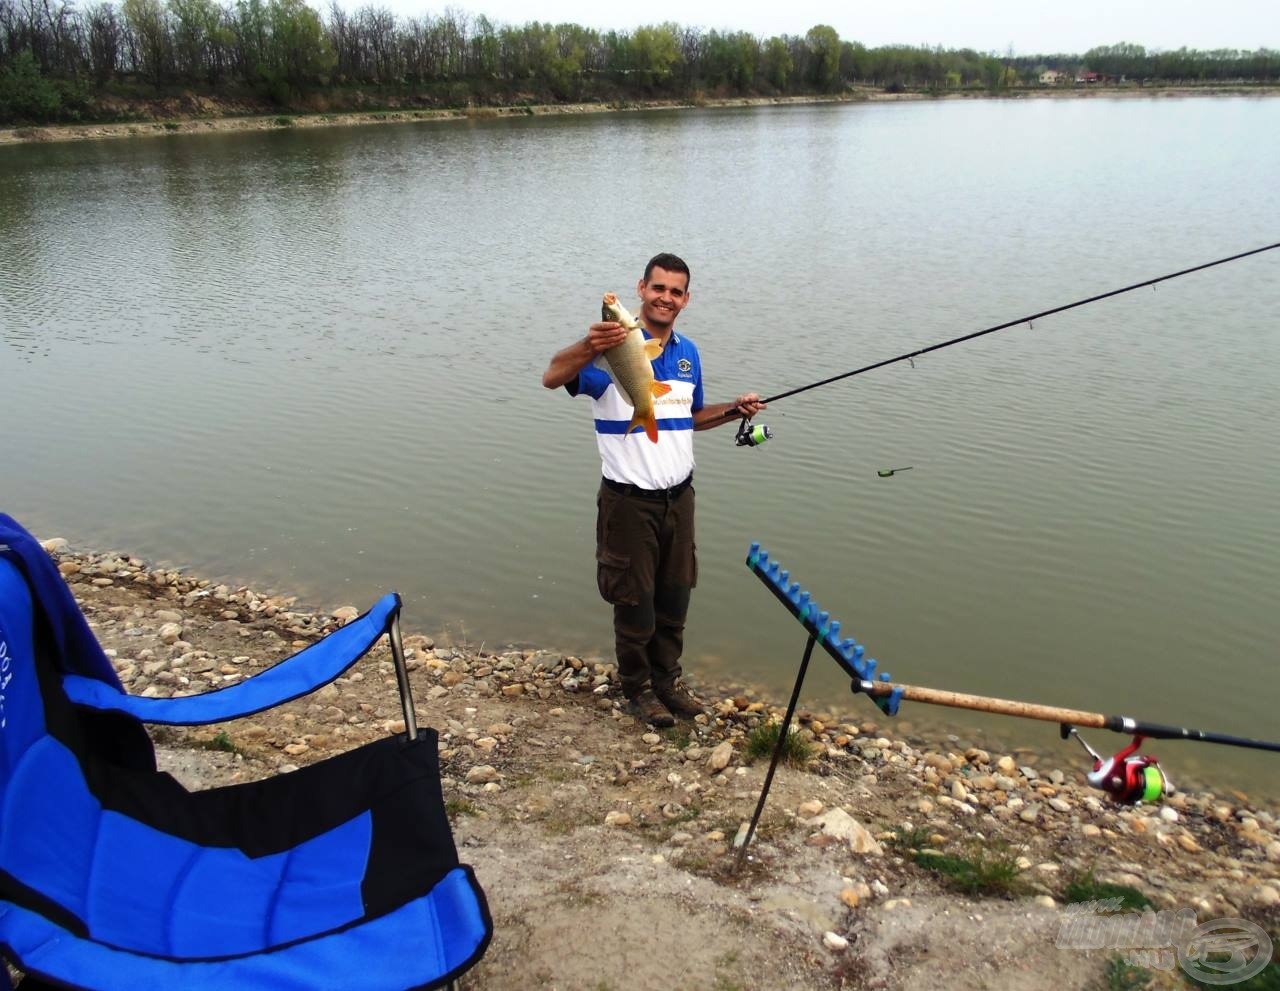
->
<box><xmin>2</xmin><ymin>83</ymin><xmax>1276</xmax><ymax>147</ymax></box>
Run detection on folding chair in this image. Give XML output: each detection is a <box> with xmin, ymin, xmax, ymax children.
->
<box><xmin>0</xmin><ymin>513</ymin><xmax>491</xmax><ymax>990</ymax></box>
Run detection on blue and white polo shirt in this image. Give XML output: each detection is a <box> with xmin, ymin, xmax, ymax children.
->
<box><xmin>567</xmin><ymin>329</ymin><xmax>705</xmax><ymax>490</ymax></box>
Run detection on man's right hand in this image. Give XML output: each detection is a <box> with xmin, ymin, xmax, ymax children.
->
<box><xmin>586</xmin><ymin>321</ymin><xmax>628</xmax><ymax>354</ymax></box>
<box><xmin>543</xmin><ymin>323</ymin><xmax>627</xmax><ymax>389</ymax></box>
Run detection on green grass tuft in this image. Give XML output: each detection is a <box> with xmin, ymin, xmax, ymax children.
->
<box><xmin>445</xmin><ymin>798</ymin><xmax>479</xmax><ymax>819</ymax></box>
<box><xmin>911</xmin><ymin>839</ymin><xmax>1025</xmax><ymax>896</ymax></box>
<box><xmin>1063</xmin><ymin>868</ymin><xmax>1152</xmax><ymax>911</ymax></box>
<box><xmin>200</xmin><ymin>730</ymin><xmax>241</xmax><ymax>755</ymax></box>
<box><xmin>743</xmin><ymin>720</ymin><xmax>815</xmax><ymax>766</ymax></box>
<box><xmin>1100</xmin><ymin>953</ymin><xmax>1153</xmax><ymax>991</ymax></box>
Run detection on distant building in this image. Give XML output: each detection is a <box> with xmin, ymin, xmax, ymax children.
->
<box><xmin>1076</xmin><ymin>71</ymin><xmax>1102</xmax><ymax>84</ymax></box>
<box><xmin>1039</xmin><ymin>70</ymin><xmax>1065</xmax><ymax>85</ymax></box>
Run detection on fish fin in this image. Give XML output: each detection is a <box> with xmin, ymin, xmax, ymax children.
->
<box><xmin>628</xmin><ymin>413</ymin><xmax>660</xmax><ymax>443</ymax></box>
<box><xmin>650</xmin><ymin>381</ymin><xmax>672</xmax><ymax>397</ymax></box>
<box><xmin>643</xmin><ymin>339</ymin><xmax>663</xmax><ymax>360</ymax></box>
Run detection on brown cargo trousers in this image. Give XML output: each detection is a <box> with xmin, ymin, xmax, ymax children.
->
<box><xmin>595</xmin><ymin>478</ymin><xmax>697</xmax><ymax>699</ymax></box>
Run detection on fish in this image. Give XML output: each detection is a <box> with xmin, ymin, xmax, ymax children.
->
<box><xmin>600</xmin><ymin>292</ymin><xmax>671</xmax><ymax>443</ymax></box>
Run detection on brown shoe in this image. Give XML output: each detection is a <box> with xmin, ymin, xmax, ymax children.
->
<box><xmin>628</xmin><ymin>688</ymin><xmax>675</xmax><ymax>728</ymax></box>
<box><xmin>654</xmin><ymin>679</ymin><xmax>705</xmax><ymax>719</ymax></box>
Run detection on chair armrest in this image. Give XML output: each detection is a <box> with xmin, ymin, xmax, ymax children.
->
<box><xmin>62</xmin><ymin>593</ymin><xmax>401</xmax><ymax>725</ymax></box>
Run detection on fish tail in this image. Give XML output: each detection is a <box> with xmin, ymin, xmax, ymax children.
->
<box><xmin>628</xmin><ymin>412</ymin><xmax>660</xmax><ymax>443</ymax></box>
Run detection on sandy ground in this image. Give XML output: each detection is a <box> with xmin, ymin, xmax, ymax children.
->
<box><xmin>15</xmin><ymin>535</ymin><xmax>1277</xmax><ymax>990</ymax></box>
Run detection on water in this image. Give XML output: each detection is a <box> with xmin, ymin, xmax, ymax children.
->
<box><xmin>3</xmin><ymin>96</ymin><xmax>1278</xmax><ymax>796</ymax></box>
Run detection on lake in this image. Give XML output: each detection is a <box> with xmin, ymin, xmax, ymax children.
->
<box><xmin>3</xmin><ymin>95</ymin><xmax>1278</xmax><ymax>795</ymax></box>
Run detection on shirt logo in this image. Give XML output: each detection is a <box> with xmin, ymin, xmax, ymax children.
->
<box><xmin>677</xmin><ymin>358</ymin><xmax>692</xmax><ymax>374</ymax></box>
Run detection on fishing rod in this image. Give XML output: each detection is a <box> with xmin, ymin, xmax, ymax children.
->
<box><xmin>740</xmin><ymin>542</ymin><xmax>1279</xmax><ymax>827</ymax></box>
<box><xmin>852</xmin><ymin>678</ymin><xmax>1280</xmax><ymax>754</ymax></box>
<box><xmin>727</xmin><ymin>241</ymin><xmax>1280</xmax><ymax>445</ymax></box>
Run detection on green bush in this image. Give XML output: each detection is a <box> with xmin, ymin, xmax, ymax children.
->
<box><xmin>0</xmin><ymin>51</ymin><xmax>63</xmax><ymax>124</ymax></box>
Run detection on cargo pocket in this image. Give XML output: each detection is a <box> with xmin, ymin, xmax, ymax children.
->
<box><xmin>597</xmin><ymin>549</ymin><xmax>638</xmax><ymax>606</ymax></box>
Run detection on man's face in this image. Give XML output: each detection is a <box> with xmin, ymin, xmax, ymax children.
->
<box><xmin>636</xmin><ymin>266</ymin><xmax>690</xmax><ymax>332</ymax></box>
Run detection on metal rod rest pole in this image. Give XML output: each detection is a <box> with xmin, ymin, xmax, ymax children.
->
<box><xmin>734</xmin><ymin>635</ymin><xmax>817</xmax><ymax>874</ymax></box>
<box><xmin>387</xmin><ymin>608</ymin><xmax>419</xmax><ymax>742</ymax></box>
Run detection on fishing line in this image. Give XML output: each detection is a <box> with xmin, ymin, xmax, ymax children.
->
<box><xmin>724</xmin><ymin>241</ymin><xmax>1280</xmax><ymax>432</ymax></box>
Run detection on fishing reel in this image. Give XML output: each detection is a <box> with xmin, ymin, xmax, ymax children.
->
<box><xmin>735</xmin><ymin>417</ymin><xmax>773</xmax><ymax>448</ymax></box>
<box><xmin>1062</xmin><ymin>726</ymin><xmax>1171</xmax><ymax>804</ymax></box>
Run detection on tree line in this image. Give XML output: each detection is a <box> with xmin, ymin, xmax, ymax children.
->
<box><xmin>1</xmin><ymin>0</ymin><xmax>1276</xmax><ymax>124</ymax></box>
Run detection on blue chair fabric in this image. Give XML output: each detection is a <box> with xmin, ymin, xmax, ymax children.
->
<box><xmin>0</xmin><ymin>514</ymin><xmax>491</xmax><ymax>990</ymax></box>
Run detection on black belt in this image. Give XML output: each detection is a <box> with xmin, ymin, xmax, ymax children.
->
<box><xmin>602</xmin><ymin>474</ymin><xmax>693</xmax><ymax>500</ymax></box>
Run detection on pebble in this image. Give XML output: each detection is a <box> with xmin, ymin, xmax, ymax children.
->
<box><xmin>822</xmin><ymin>932</ymin><xmax>848</xmax><ymax>951</ymax></box>
<box><xmin>798</xmin><ymin>800</ymin><xmax>824</xmax><ymax>818</ymax></box>
<box><xmin>605</xmin><ymin>811</ymin><xmax>632</xmax><ymax>827</ymax></box>
<box><xmin>707</xmin><ymin>741</ymin><xmax>733</xmax><ymax>772</ymax></box>
<box><xmin>465</xmin><ymin>765</ymin><xmax>501</xmax><ymax>784</ymax></box>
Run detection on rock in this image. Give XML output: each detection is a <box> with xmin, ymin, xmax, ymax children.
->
<box><xmin>1159</xmin><ymin>807</ymin><xmax>1179</xmax><ymax>823</ymax></box>
<box><xmin>1250</xmin><ymin>885</ymin><xmax>1279</xmax><ymax>908</ymax></box>
<box><xmin>996</xmin><ymin>756</ymin><xmax>1016</xmax><ymax>775</ymax></box>
<box><xmin>58</xmin><ymin>562</ymin><xmax>80</xmax><ymax>575</ymax></box>
<box><xmin>465</xmin><ymin>765</ymin><xmax>501</xmax><ymax>784</ymax></box>
<box><xmin>331</xmin><ymin>606</ymin><xmax>360</xmax><ymax>624</ymax></box>
<box><xmin>158</xmin><ymin>623</ymin><xmax>183</xmax><ymax>644</ymax></box>
<box><xmin>1267</xmin><ymin>841</ymin><xmax>1280</xmax><ymax>864</ymax></box>
<box><xmin>1034</xmin><ymin>896</ymin><xmax>1057</xmax><ymax>909</ymax></box>
<box><xmin>1049</xmin><ymin>798</ymin><xmax>1072</xmax><ymax>813</ymax></box>
<box><xmin>707</xmin><ymin>741</ymin><xmax>733</xmax><ymax>772</ymax></box>
<box><xmin>1081</xmin><ymin>824</ymin><xmax>1102</xmax><ymax>838</ymax></box>
<box><xmin>41</xmin><ymin>538</ymin><xmax>70</xmax><ymax>553</ymax></box>
<box><xmin>798</xmin><ymin>800</ymin><xmax>824</xmax><ymax>819</ymax></box>
<box><xmin>604</xmin><ymin>811</ymin><xmax>632</xmax><ymax>828</ymax></box>
<box><xmin>642</xmin><ymin>733</ymin><xmax>661</xmax><ymax>745</ymax></box>
<box><xmin>811</xmin><ymin>808</ymin><xmax>883</xmax><ymax>856</ymax></box>
<box><xmin>839</xmin><ymin>888</ymin><xmax>860</xmax><ymax>909</ymax></box>
<box><xmin>822</xmin><ymin>932</ymin><xmax>848</xmax><ymax>951</ymax></box>
<box><xmin>883</xmin><ymin>899</ymin><xmax>911</xmax><ymax>911</ymax></box>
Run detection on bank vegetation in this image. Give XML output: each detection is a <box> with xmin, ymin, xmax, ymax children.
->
<box><xmin>1</xmin><ymin>0</ymin><xmax>1277</xmax><ymax>125</ymax></box>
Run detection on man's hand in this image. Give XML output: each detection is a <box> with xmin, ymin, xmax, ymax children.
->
<box><xmin>586</xmin><ymin>321</ymin><xmax>628</xmax><ymax>354</ymax></box>
<box><xmin>734</xmin><ymin>393</ymin><xmax>767</xmax><ymax>417</ymax></box>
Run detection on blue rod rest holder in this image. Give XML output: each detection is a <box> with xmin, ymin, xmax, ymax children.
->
<box><xmin>746</xmin><ymin>542</ymin><xmax>904</xmax><ymax>716</ymax></box>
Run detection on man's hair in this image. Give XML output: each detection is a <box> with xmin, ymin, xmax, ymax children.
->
<box><xmin>643</xmin><ymin>252</ymin><xmax>691</xmax><ymax>287</ymax></box>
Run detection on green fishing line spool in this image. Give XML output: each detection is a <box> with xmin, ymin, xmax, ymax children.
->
<box><xmin>735</xmin><ymin>421</ymin><xmax>773</xmax><ymax>448</ymax></box>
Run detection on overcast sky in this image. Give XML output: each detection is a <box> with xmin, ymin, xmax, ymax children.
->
<box><xmin>368</xmin><ymin>0</ymin><xmax>1277</xmax><ymax>55</ymax></box>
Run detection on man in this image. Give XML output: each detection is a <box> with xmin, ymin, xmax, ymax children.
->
<box><xmin>542</xmin><ymin>253</ymin><xmax>766</xmax><ymax>728</ymax></box>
